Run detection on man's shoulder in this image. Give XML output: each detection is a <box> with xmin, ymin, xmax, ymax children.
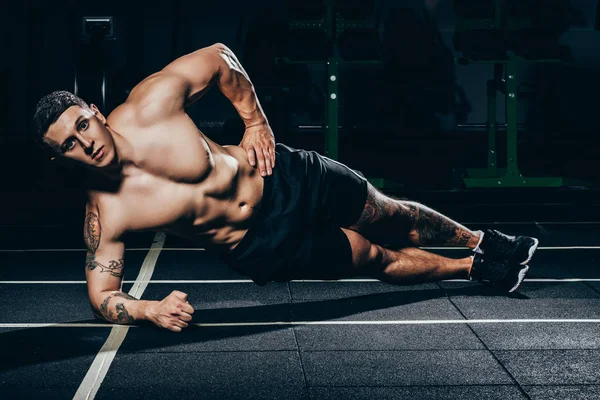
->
<box><xmin>110</xmin><ymin>72</ymin><xmax>188</xmax><ymax>126</ymax></box>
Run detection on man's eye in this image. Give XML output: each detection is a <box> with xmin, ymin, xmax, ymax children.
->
<box><xmin>65</xmin><ymin>139</ymin><xmax>77</xmax><ymax>151</ymax></box>
<box><xmin>79</xmin><ymin>121</ymin><xmax>88</xmax><ymax>130</ymax></box>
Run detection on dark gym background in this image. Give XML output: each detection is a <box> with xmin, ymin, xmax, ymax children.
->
<box><xmin>1</xmin><ymin>0</ymin><xmax>600</xmax><ymax>228</ymax></box>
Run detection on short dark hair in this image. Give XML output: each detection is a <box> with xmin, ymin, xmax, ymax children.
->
<box><xmin>32</xmin><ymin>90</ymin><xmax>90</xmax><ymax>154</ymax></box>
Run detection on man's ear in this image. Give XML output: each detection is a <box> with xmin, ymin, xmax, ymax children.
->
<box><xmin>89</xmin><ymin>104</ymin><xmax>107</xmax><ymax>125</ymax></box>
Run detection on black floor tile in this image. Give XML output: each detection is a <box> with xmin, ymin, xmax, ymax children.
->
<box><xmin>142</xmin><ymin>283</ymin><xmax>291</xmax><ymax>324</ymax></box>
<box><xmin>472</xmin><ymin>322</ymin><xmax>600</xmax><ymax>350</ymax></box>
<box><xmin>0</xmin><ymin>284</ymin><xmax>95</xmax><ymax>323</ymax></box>
<box><xmin>0</xmin><ymin>327</ymin><xmax>110</xmax><ymax>388</ymax></box>
<box><xmin>289</xmin><ymin>282</ymin><xmax>438</xmax><ymax>301</ymax></box>
<box><xmin>291</xmin><ymin>297</ymin><xmax>463</xmax><ymax>322</ymax></box>
<box><xmin>450</xmin><ymin>297</ymin><xmax>600</xmax><ymax>319</ymax></box>
<box><xmin>524</xmin><ymin>385</ymin><xmax>600</xmax><ymax>400</ymax></box>
<box><xmin>302</xmin><ymin>350</ymin><xmax>512</xmax><ymax>386</ymax></box>
<box><xmin>496</xmin><ymin>350</ymin><xmax>600</xmax><ymax>385</ymax></box>
<box><xmin>587</xmin><ymin>282</ymin><xmax>600</xmax><ymax>293</ymax></box>
<box><xmin>294</xmin><ymin>324</ymin><xmax>483</xmax><ymax>351</ymax></box>
<box><xmin>151</xmin><ymin>249</ymin><xmax>242</xmax><ymax>280</ymax></box>
<box><xmin>0</xmin><ymin>283</ymin><xmax>133</xmax><ymax>323</ymax></box>
<box><xmin>97</xmin><ymin>352</ymin><xmax>307</xmax><ymax>400</ymax></box>
<box><xmin>121</xmin><ymin>325</ymin><xmax>298</xmax><ymax>353</ymax></box>
<box><xmin>0</xmin><ymin>250</ymin><xmax>146</xmax><ymax>281</ymax></box>
<box><xmin>308</xmin><ymin>385</ymin><xmax>527</xmax><ymax>400</ymax></box>
<box><xmin>0</xmin><ymin>386</ymin><xmax>78</xmax><ymax>400</ymax></box>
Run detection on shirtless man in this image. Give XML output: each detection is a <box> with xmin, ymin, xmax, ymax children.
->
<box><xmin>33</xmin><ymin>43</ymin><xmax>539</xmax><ymax>332</ymax></box>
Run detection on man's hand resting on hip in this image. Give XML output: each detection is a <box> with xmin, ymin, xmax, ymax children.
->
<box><xmin>146</xmin><ymin>290</ymin><xmax>195</xmax><ymax>332</ymax></box>
<box><xmin>239</xmin><ymin>123</ymin><xmax>275</xmax><ymax>177</ymax></box>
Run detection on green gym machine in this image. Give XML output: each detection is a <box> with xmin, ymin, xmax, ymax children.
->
<box><xmin>456</xmin><ymin>0</ymin><xmax>577</xmax><ymax>187</ymax></box>
<box><xmin>279</xmin><ymin>0</ymin><xmax>401</xmax><ymax>190</ymax></box>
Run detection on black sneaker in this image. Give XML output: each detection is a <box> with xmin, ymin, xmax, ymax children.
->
<box><xmin>478</xmin><ymin>229</ymin><xmax>539</xmax><ymax>265</ymax></box>
<box><xmin>470</xmin><ymin>253</ymin><xmax>529</xmax><ymax>293</ymax></box>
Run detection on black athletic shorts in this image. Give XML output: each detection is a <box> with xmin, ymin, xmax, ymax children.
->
<box><xmin>221</xmin><ymin>143</ymin><xmax>369</xmax><ymax>285</ymax></box>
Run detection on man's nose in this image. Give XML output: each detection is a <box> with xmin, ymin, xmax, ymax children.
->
<box><xmin>77</xmin><ymin>134</ymin><xmax>94</xmax><ymax>154</ymax></box>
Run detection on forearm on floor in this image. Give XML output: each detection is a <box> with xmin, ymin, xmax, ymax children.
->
<box><xmin>91</xmin><ymin>291</ymin><xmax>154</xmax><ymax>324</ymax></box>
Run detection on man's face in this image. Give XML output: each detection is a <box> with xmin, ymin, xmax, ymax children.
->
<box><xmin>45</xmin><ymin>105</ymin><xmax>117</xmax><ymax>169</ymax></box>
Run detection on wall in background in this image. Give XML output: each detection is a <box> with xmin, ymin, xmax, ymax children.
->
<box><xmin>1</xmin><ymin>0</ymin><xmax>599</xmax><ymax>192</ymax></box>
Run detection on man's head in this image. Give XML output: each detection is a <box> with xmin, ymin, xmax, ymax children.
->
<box><xmin>33</xmin><ymin>91</ymin><xmax>117</xmax><ymax>169</ymax></box>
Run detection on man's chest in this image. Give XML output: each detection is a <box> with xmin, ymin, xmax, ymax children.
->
<box><xmin>105</xmin><ymin>172</ymin><xmax>200</xmax><ymax>232</ymax></box>
<box><xmin>130</xmin><ymin>126</ymin><xmax>215</xmax><ymax>183</ymax></box>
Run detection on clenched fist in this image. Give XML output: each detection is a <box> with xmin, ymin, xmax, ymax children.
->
<box><xmin>147</xmin><ymin>290</ymin><xmax>194</xmax><ymax>332</ymax></box>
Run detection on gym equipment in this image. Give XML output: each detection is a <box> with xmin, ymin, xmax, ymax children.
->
<box><xmin>275</xmin><ymin>0</ymin><xmax>401</xmax><ymax>190</ymax></box>
<box><xmin>454</xmin><ymin>0</ymin><xmax>583</xmax><ymax>187</ymax></box>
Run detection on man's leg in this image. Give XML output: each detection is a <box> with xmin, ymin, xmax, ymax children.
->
<box><xmin>348</xmin><ymin>183</ymin><xmax>481</xmax><ymax>249</ymax></box>
<box><xmin>340</xmin><ymin>228</ymin><xmax>472</xmax><ymax>284</ymax></box>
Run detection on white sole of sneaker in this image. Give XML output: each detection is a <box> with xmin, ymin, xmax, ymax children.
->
<box><xmin>509</xmin><ymin>265</ymin><xmax>530</xmax><ymax>293</ymax></box>
<box><xmin>520</xmin><ymin>238</ymin><xmax>539</xmax><ymax>265</ymax></box>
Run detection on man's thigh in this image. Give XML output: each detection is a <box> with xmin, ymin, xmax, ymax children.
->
<box><xmin>272</xmin><ymin>224</ymin><xmax>363</xmax><ymax>281</ymax></box>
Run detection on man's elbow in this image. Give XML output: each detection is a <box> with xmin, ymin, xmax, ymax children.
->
<box><xmin>90</xmin><ymin>302</ymin><xmax>105</xmax><ymax>321</ymax></box>
<box><xmin>211</xmin><ymin>42</ymin><xmax>229</xmax><ymax>52</ymax></box>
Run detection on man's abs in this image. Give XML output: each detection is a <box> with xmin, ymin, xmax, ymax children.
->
<box><xmin>168</xmin><ymin>143</ymin><xmax>265</xmax><ymax>251</ymax></box>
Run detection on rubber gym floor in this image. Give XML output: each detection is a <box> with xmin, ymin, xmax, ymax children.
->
<box><xmin>1</xmin><ymin>188</ymin><xmax>600</xmax><ymax>399</ymax></box>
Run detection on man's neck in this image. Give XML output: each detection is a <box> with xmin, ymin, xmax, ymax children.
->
<box><xmin>104</xmin><ymin>126</ymin><xmax>134</xmax><ymax>177</ymax></box>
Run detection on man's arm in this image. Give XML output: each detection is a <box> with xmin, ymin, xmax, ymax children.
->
<box><xmin>162</xmin><ymin>43</ymin><xmax>276</xmax><ymax>176</ymax></box>
<box><xmin>84</xmin><ymin>207</ymin><xmax>194</xmax><ymax>332</ymax></box>
<box><xmin>163</xmin><ymin>43</ymin><xmax>267</xmax><ymax>128</ymax></box>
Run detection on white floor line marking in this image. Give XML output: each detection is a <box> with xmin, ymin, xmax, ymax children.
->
<box><xmin>464</xmin><ymin>221</ymin><xmax>600</xmax><ymax>225</ymax></box>
<box><xmin>1</xmin><ymin>323</ymin><xmax>116</xmax><ymax>328</ymax></box>
<box><xmin>2</xmin><ymin>278</ymin><xmax>600</xmax><ymax>285</ymax></box>
<box><xmin>2</xmin><ymin>245</ymin><xmax>600</xmax><ymax>253</ymax></box>
<box><xmin>421</xmin><ymin>246</ymin><xmax>600</xmax><ymax>250</ymax></box>
<box><xmin>0</xmin><ymin>248</ymin><xmax>205</xmax><ymax>252</ymax></box>
<box><xmin>1</xmin><ymin>221</ymin><xmax>597</xmax><ymax>230</ymax></box>
<box><xmin>2</xmin><ymin>319</ymin><xmax>600</xmax><ymax>329</ymax></box>
<box><xmin>191</xmin><ymin>319</ymin><xmax>600</xmax><ymax>327</ymax></box>
<box><xmin>73</xmin><ymin>232</ymin><xmax>165</xmax><ymax>400</ymax></box>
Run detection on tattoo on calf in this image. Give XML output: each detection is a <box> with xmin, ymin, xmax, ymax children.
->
<box><xmin>84</xmin><ymin>212</ymin><xmax>101</xmax><ymax>253</ymax></box>
<box><xmin>86</xmin><ymin>254</ymin><xmax>124</xmax><ymax>277</ymax></box>
<box><xmin>408</xmin><ymin>204</ymin><xmax>473</xmax><ymax>246</ymax></box>
<box><xmin>456</xmin><ymin>231</ymin><xmax>472</xmax><ymax>246</ymax></box>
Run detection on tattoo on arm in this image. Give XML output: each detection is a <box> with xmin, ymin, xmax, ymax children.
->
<box><xmin>115</xmin><ymin>303</ymin><xmax>135</xmax><ymax>324</ymax></box>
<box><xmin>98</xmin><ymin>292</ymin><xmax>138</xmax><ymax>323</ymax></box>
<box><xmin>86</xmin><ymin>254</ymin><xmax>124</xmax><ymax>277</ymax></box>
<box><xmin>84</xmin><ymin>212</ymin><xmax>101</xmax><ymax>253</ymax></box>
